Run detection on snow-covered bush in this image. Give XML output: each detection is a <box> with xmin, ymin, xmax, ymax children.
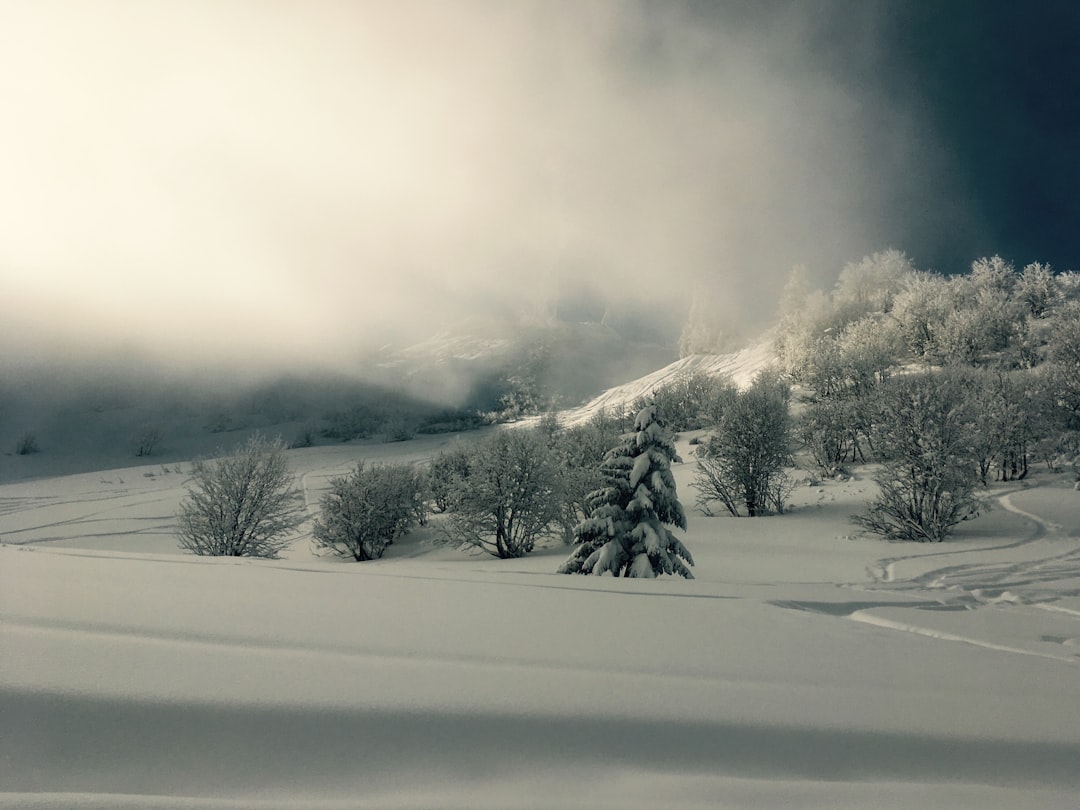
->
<box><xmin>693</xmin><ymin>371</ymin><xmax>793</xmax><ymax>516</ymax></box>
<box><xmin>440</xmin><ymin>427</ymin><xmax>562</xmax><ymax>559</ymax></box>
<box><xmin>176</xmin><ymin>434</ymin><xmax>304</xmax><ymax>558</ymax></box>
<box><xmin>559</xmin><ymin>403</ymin><xmax>693</xmax><ymax>578</ymax></box>
<box><xmin>428</xmin><ymin>444</ymin><xmax>474</xmax><ymax>513</ymax></box>
<box><xmin>855</xmin><ymin>373</ymin><xmax>979</xmax><ymax>542</ymax></box>
<box><xmin>637</xmin><ymin>371</ymin><xmax>737</xmax><ymax>432</ymax></box>
<box><xmin>313</xmin><ymin>461</ymin><xmax>426</xmax><ymax>561</ymax></box>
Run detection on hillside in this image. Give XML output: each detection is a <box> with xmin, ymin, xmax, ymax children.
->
<box><xmin>552</xmin><ymin>340</ymin><xmax>775</xmax><ymax>426</ymax></box>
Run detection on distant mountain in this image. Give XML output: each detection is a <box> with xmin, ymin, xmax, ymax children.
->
<box><xmin>370</xmin><ymin>314</ymin><xmax>678</xmax><ymax>411</ymax></box>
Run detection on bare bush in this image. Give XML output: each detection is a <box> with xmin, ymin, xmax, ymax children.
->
<box><xmin>132</xmin><ymin>426</ymin><xmax>162</xmax><ymax>457</ymax></box>
<box><xmin>854</xmin><ymin>372</ymin><xmax>978</xmax><ymax>542</ymax></box>
<box><xmin>692</xmin><ymin>371</ymin><xmax>792</xmax><ymax>516</ymax></box>
<box><xmin>176</xmin><ymin>434</ymin><xmax>304</xmax><ymax>557</ymax></box>
<box><xmin>440</xmin><ymin>428</ymin><xmax>561</xmax><ymax>559</ymax></box>
<box><xmin>16</xmin><ymin>432</ymin><xmax>40</xmax><ymax>455</ymax></box>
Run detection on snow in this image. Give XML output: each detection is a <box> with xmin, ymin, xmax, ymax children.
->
<box><xmin>548</xmin><ymin>342</ymin><xmax>775</xmax><ymax>426</ymax></box>
<box><xmin>3</xmin><ymin>430</ymin><xmax>1080</xmax><ymax>808</ymax></box>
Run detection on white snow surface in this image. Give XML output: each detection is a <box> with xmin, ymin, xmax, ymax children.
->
<box><xmin>555</xmin><ymin>342</ymin><xmax>774</xmax><ymax>426</ymax></box>
<box><xmin>3</xmin><ymin>429</ymin><xmax>1080</xmax><ymax>808</ymax></box>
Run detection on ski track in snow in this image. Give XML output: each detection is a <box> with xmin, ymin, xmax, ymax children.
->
<box><xmin>845</xmin><ymin>486</ymin><xmax>1080</xmax><ymax>664</ymax></box>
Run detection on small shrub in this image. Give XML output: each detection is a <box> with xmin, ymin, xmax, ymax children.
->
<box><xmin>290</xmin><ymin>426</ymin><xmax>316</xmax><ymax>449</ymax></box>
<box><xmin>381</xmin><ymin>418</ymin><xmax>414</xmax><ymax>443</ymax></box>
<box><xmin>16</xmin><ymin>432</ymin><xmax>40</xmax><ymax>455</ymax></box>
<box><xmin>132</xmin><ymin>426</ymin><xmax>163</xmax><ymax>457</ymax></box>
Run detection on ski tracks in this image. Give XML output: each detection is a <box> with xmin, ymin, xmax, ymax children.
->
<box><xmin>850</xmin><ymin>486</ymin><xmax>1080</xmax><ymax>665</ymax></box>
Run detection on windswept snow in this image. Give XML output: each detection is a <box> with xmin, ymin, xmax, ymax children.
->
<box><xmin>2</xmin><ymin>431</ymin><xmax>1080</xmax><ymax>808</ymax></box>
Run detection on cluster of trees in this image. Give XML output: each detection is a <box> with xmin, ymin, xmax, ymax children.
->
<box><xmin>431</xmin><ymin>414</ymin><xmax>625</xmax><ymax>558</ymax></box>
<box><xmin>173</xmin><ymin>251</ymin><xmax>1079</xmax><ymax>565</ymax></box>
<box><xmin>174</xmin><ymin>415</ymin><xmax>630</xmax><ymax>563</ymax></box>
<box><xmin>776</xmin><ymin>251</ymin><xmax>1080</xmax><ymax>541</ymax></box>
<box><xmin>174</xmin><ymin>406</ymin><xmax>696</xmax><ymax>578</ymax></box>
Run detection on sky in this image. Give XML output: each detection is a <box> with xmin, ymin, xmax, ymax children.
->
<box><xmin>1</xmin><ymin>0</ymin><xmax>1078</xmax><ymax>370</ymax></box>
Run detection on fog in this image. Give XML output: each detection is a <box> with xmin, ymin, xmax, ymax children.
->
<box><xmin>1</xmin><ymin>1</ymin><xmax>944</xmax><ymax>372</ymax></box>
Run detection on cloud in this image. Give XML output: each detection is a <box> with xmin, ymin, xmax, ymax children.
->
<box><xmin>0</xmin><ymin>0</ymin><xmax>934</xmax><ymax>369</ymax></box>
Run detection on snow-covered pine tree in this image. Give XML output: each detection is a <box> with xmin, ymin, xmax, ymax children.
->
<box><xmin>558</xmin><ymin>403</ymin><xmax>693</xmax><ymax>578</ymax></box>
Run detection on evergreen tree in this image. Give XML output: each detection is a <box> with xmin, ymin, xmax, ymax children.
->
<box><xmin>558</xmin><ymin>404</ymin><xmax>693</xmax><ymax>578</ymax></box>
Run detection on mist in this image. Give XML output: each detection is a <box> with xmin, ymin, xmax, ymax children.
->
<box><xmin>1</xmin><ymin>1</ymin><xmax>944</xmax><ymax>372</ymax></box>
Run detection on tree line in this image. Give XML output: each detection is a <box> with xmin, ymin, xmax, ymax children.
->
<box><xmin>173</xmin><ymin>250</ymin><xmax>1080</xmax><ymax>573</ymax></box>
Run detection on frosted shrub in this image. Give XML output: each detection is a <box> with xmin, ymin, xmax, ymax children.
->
<box><xmin>854</xmin><ymin>373</ymin><xmax>978</xmax><ymax>542</ymax></box>
<box><xmin>440</xmin><ymin>428</ymin><xmax>561</xmax><ymax>559</ymax></box>
<box><xmin>693</xmin><ymin>371</ymin><xmax>792</xmax><ymax>517</ymax></box>
<box><xmin>132</xmin><ymin>426</ymin><xmax>162</xmax><ymax>457</ymax></box>
<box><xmin>176</xmin><ymin>434</ymin><xmax>304</xmax><ymax>558</ymax></box>
<box><xmin>313</xmin><ymin>462</ymin><xmax>426</xmax><ymax>561</ymax></box>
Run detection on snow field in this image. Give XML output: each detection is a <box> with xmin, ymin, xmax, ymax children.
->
<box><xmin>2</xmin><ymin>433</ymin><xmax>1080</xmax><ymax>808</ymax></box>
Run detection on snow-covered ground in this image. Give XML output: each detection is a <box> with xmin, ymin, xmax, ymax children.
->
<box><xmin>2</xmin><ymin>430</ymin><xmax>1079</xmax><ymax>809</ymax></box>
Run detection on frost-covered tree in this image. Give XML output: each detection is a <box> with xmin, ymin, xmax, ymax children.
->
<box><xmin>890</xmin><ymin>271</ymin><xmax>954</xmax><ymax>359</ymax></box>
<box><xmin>176</xmin><ymin>434</ymin><xmax>304</xmax><ymax>558</ymax></box>
<box><xmin>679</xmin><ymin>292</ymin><xmax>741</xmax><ymax>357</ymax></box>
<box><xmin>958</xmin><ymin>368</ymin><xmax>1045</xmax><ymax>484</ymax></box>
<box><xmin>559</xmin><ymin>404</ymin><xmax>693</xmax><ymax>578</ymax></box>
<box><xmin>798</xmin><ymin>395</ymin><xmax>875</xmax><ymax>473</ymax></box>
<box><xmin>1045</xmin><ymin>301</ymin><xmax>1080</xmax><ymax>432</ymax></box>
<box><xmin>1015</xmin><ymin>262</ymin><xmax>1060</xmax><ymax>318</ymax></box>
<box><xmin>693</xmin><ymin>371</ymin><xmax>793</xmax><ymax>516</ymax></box>
<box><xmin>832</xmin><ymin>249</ymin><xmax>915</xmax><ymax>317</ymax></box>
<box><xmin>441</xmin><ymin>427</ymin><xmax>562</xmax><ymax>558</ymax></box>
<box><xmin>855</xmin><ymin>372</ymin><xmax>978</xmax><ymax>542</ymax></box>
<box><xmin>313</xmin><ymin>461</ymin><xmax>426</xmax><ymax>561</ymax></box>
<box><xmin>637</xmin><ymin>371</ymin><xmax>737</xmax><ymax>432</ymax></box>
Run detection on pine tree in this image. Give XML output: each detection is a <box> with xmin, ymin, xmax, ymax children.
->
<box><xmin>558</xmin><ymin>404</ymin><xmax>693</xmax><ymax>578</ymax></box>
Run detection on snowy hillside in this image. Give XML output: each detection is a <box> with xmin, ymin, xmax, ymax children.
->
<box><xmin>552</xmin><ymin>339</ymin><xmax>775</xmax><ymax>426</ymax></box>
<box><xmin>3</xmin><ymin>429</ymin><xmax>1080</xmax><ymax>808</ymax></box>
